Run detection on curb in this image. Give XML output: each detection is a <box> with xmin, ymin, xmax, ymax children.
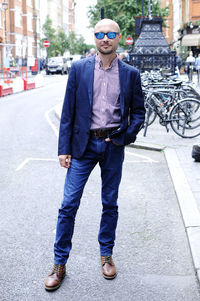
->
<box><xmin>164</xmin><ymin>147</ymin><xmax>200</xmax><ymax>283</ymax></box>
<box><xmin>129</xmin><ymin>141</ymin><xmax>165</xmax><ymax>152</ymax></box>
<box><xmin>55</xmin><ymin>103</ymin><xmax>200</xmax><ymax>282</ymax></box>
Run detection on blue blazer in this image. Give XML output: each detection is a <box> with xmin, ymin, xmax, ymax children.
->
<box><xmin>58</xmin><ymin>56</ymin><xmax>145</xmax><ymax>158</ymax></box>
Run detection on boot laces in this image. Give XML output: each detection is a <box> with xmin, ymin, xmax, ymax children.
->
<box><xmin>52</xmin><ymin>264</ymin><xmax>64</xmax><ymax>274</ymax></box>
<box><xmin>102</xmin><ymin>256</ymin><xmax>113</xmax><ymax>265</ymax></box>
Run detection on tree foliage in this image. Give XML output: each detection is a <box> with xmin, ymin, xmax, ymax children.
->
<box><xmin>67</xmin><ymin>32</ymin><xmax>89</xmax><ymax>55</ymax></box>
<box><xmin>88</xmin><ymin>0</ymin><xmax>169</xmax><ymax>46</ymax></box>
<box><xmin>40</xmin><ymin>16</ymin><xmax>92</xmax><ymax>57</ymax></box>
<box><xmin>40</xmin><ymin>16</ymin><xmax>57</xmax><ymax>57</ymax></box>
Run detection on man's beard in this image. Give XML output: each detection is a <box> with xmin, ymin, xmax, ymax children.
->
<box><xmin>98</xmin><ymin>48</ymin><xmax>113</xmax><ymax>55</ymax></box>
<box><xmin>98</xmin><ymin>44</ymin><xmax>113</xmax><ymax>55</ymax></box>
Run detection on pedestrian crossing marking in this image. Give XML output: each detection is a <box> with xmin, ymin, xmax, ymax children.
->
<box><xmin>45</xmin><ymin>105</ymin><xmax>59</xmax><ymax>138</ymax></box>
<box><xmin>16</xmin><ymin>157</ymin><xmax>58</xmax><ymax>171</ymax></box>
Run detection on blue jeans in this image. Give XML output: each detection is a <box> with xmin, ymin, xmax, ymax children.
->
<box><xmin>54</xmin><ymin>137</ymin><xmax>125</xmax><ymax>265</ymax></box>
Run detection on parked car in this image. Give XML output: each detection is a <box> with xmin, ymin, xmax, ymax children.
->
<box><xmin>46</xmin><ymin>57</ymin><xmax>68</xmax><ymax>75</ymax></box>
<box><xmin>66</xmin><ymin>55</ymin><xmax>84</xmax><ymax>73</ymax></box>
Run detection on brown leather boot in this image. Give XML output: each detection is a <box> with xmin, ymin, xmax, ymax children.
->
<box><xmin>101</xmin><ymin>256</ymin><xmax>117</xmax><ymax>279</ymax></box>
<box><xmin>45</xmin><ymin>264</ymin><xmax>66</xmax><ymax>291</ymax></box>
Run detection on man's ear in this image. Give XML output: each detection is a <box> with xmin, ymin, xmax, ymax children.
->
<box><xmin>119</xmin><ymin>34</ymin><xmax>122</xmax><ymax>42</ymax></box>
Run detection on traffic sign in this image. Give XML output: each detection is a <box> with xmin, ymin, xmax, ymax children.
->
<box><xmin>43</xmin><ymin>40</ymin><xmax>50</xmax><ymax>48</ymax></box>
<box><xmin>126</xmin><ymin>36</ymin><xmax>133</xmax><ymax>45</ymax></box>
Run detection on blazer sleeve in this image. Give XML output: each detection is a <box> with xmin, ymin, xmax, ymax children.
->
<box><xmin>124</xmin><ymin>70</ymin><xmax>145</xmax><ymax>145</ymax></box>
<box><xmin>58</xmin><ymin>64</ymin><xmax>76</xmax><ymax>155</ymax></box>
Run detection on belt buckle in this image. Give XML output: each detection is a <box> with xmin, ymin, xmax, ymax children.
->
<box><xmin>96</xmin><ymin>129</ymin><xmax>106</xmax><ymax>138</ymax></box>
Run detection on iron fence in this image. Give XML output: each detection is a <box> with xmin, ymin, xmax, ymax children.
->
<box><xmin>129</xmin><ymin>52</ymin><xmax>176</xmax><ymax>74</ymax></box>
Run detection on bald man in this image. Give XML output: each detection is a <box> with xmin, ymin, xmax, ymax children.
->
<box><xmin>88</xmin><ymin>47</ymin><xmax>96</xmax><ymax>57</ymax></box>
<box><xmin>45</xmin><ymin>18</ymin><xmax>145</xmax><ymax>291</ymax></box>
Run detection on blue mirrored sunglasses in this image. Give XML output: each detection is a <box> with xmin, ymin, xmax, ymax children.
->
<box><xmin>94</xmin><ymin>32</ymin><xmax>119</xmax><ymax>40</ymax></box>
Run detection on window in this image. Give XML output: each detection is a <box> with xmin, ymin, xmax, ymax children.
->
<box><xmin>15</xmin><ymin>9</ymin><xmax>21</xmax><ymax>28</ymax></box>
<box><xmin>27</xmin><ymin>0</ymin><xmax>33</xmax><ymax>7</ymax></box>
<box><xmin>165</xmin><ymin>20</ymin><xmax>169</xmax><ymax>38</ymax></box>
<box><xmin>28</xmin><ymin>37</ymin><xmax>33</xmax><ymax>57</ymax></box>
<box><xmin>16</xmin><ymin>37</ymin><xmax>22</xmax><ymax>56</ymax></box>
<box><xmin>36</xmin><ymin>18</ymin><xmax>40</xmax><ymax>33</ymax></box>
<box><xmin>27</xmin><ymin>13</ymin><xmax>32</xmax><ymax>31</ymax></box>
<box><xmin>0</xmin><ymin>10</ymin><xmax>2</xmax><ymax>28</ymax></box>
<box><xmin>35</xmin><ymin>0</ymin><xmax>40</xmax><ymax>10</ymax></box>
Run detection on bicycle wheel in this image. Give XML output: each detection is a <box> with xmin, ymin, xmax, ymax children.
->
<box><xmin>169</xmin><ymin>98</ymin><xmax>200</xmax><ymax>138</ymax></box>
<box><xmin>145</xmin><ymin>105</ymin><xmax>157</xmax><ymax>126</ymax></box>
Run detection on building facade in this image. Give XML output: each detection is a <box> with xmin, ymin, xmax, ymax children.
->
<box><xmin>160</xmin><ymin>0</ymin><xmax>200</xmax><ymax>58</ymax></box>
<box><xmin>0</xmin><ymin>0</ymin><xmax>76</xmax><ymax>70</ymax></box>
<box><xmin>0</xmin><ymin>0</ymin><xmax>40</xmax><ymax>69</ymax></box>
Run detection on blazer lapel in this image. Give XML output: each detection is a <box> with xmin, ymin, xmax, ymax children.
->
<box><xmin>86</xmin><ymin>57</ymin><xmax>95</xmax><ymax>108</ymax></box>
<box><xmin>118</xmin><ymin>60</ymin><xmax>126</xmax><ymax>117</ymax></box>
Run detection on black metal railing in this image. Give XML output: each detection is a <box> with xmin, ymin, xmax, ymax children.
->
<box><xmin>129</xmin><ymin>52</ymin><xmax>176</xmax><ymax>74</ymax></box>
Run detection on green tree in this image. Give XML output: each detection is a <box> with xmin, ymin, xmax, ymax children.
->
<box><xmin>67</xmin><ymin>32</ymin><xmax>89</xmax><ymax>55</ymax></box>
<box><xmin>55</xmin><ymin>29</ymin><xmax>69</xmax><ymax>56</ymax></box>
<box><xmin>41</xmin><ymin>16</ymin><xmax>94</xmax><ymax>57</ymax></box>
<box><xmin>41</xmin><ymin>16</ymin><xmax>57</xmax><ymax>57</ymax></box>
<box><xmin>88</xmin><ymin>0</ymin><xmax>169</xmax><ymax>46</ymax></box>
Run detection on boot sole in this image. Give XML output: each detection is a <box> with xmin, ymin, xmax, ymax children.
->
<box><xmin>45</xmin><ymin>283</ymin><xmax>61</xmax><ymax>291</ymax></box>
<box><xmin>102</xmin><ymin>272</ymin><xmax>117</xmax><ymax>280</ymax></box>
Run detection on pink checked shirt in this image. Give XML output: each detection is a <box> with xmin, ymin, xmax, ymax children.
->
<box><xmin>90</xmin><ymin>55</ymin><xmax>121</xmax><ymax>130</ymax></box>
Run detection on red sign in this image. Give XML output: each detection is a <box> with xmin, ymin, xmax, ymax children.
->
<box><xmin>126</xmin><ymin>36</ymin><xmax>133</xmax><ymax>45</ymax></box>
<box><xmin>43</xmin><ymin>40</ymin><xmax>50</xmax><ymax>48</ymax></box>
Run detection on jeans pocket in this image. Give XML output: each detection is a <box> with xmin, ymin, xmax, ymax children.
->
<box><xmin>111</xmin><ymin>141</ymin><xmax>123</xmax><ymax>147</ymax></box>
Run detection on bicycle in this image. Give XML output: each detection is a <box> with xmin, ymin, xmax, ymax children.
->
<box><xmin>144</xmin><ymin>95</ymin><xmax>200</xmax><ymax>138</ymax></box>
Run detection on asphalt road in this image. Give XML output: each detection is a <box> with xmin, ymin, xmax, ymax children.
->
<box><xmin>0</xmin><ymin>75</ymin><xmax>200</xmax><ymax>301</ymax></box>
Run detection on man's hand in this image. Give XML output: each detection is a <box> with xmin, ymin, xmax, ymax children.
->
<box><xmin>105</xmin><ymin>138</ymin><xmax>121</xmax><ymax>146</ymax></box>
<box><xmin>59</xmin><ymin>154</ymin><xmax>71</xmax><ymax>168</ymax></box>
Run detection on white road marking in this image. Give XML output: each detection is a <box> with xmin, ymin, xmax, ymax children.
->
<box><xmin>16</xmin><ymin>104</ymin><xmax>60</xmax><ymax>171</ymax></box>
<box><xmin>45</xmin><ymin>105</ymin><xmax>59</xmax><ymax>137</ymax></box>
<box><xmin>125</xmin><ymin>150</ymin><xmax>158</xmax><ymax>163</ymax></box>
<box><xmin>16</xmin><ymin>157</ymin><xmax>58</xmax><ymax>171</ymax></box>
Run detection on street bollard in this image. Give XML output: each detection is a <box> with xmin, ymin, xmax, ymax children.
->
<box><xmin>185</xmin><ymin>62</ymin><xmax>195</xmax><ymax>82</ymax></box>
<box><xmin>197</xmin><ymin>68</ymin><xmax>200</xmax><ymax>86</ymax></box>
<box><xmin>188</xmin><ymin>63</ymin><xmax>194</xmax><ymax>82</ymax></box>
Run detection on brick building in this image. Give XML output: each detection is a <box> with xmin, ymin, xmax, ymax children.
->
<box><xmin>0</xmin><ymin>0</ymin><xmax>40</xmax><ymax>69</ymax></box>
<box><xmin>160</xmin><ymin>0</ymin><xmax>200</xmax><ymax>58</ymax></box>
<box><xmin>0</xmin><ymin>0</ymin><xmax>76</xmax><ymax>70</ymax></box>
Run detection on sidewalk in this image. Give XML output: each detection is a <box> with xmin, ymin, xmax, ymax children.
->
<box><xmin>55</xmin><ymin>84</ymin><xmax>200</xmax><ymax>283</ymax></box>
<box><xmin>135</xmin><ymin>119</ymin><xmax>200</xmax><ymax>282</ymax></box>
<box><xmin>132</xmin><ymin>75</ymin><xmax>200</xmax><ymax>282</ymax></box>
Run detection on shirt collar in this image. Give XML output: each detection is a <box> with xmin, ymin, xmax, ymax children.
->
<box><xmin>95</xmin><ymin>54</ymin><xmax>118</xmax><ymax>69</ymax></box>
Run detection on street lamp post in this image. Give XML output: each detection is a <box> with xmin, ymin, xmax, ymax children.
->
<box><xmin>2</xmin><ymin>1</ymin><xmax>8</xmax><ymax>44</ymax></box>
<box><xmin>2</xmin><ymin>1</ymin><xmax>9</xmax><ymax>69</ymax></box>
<box><xmin>148</xmin><ymin>0</ymin><xmax>152</xmax><ymax>20</ymax></box>
<box><xmin>101</xmin><ymin>7</ymin><xmax>104</xmax><ymax>20</ymax></box>
<box><xmin>141</xmin><ymin>0</ymin><xmax>144</xmax><ymax>17</ymax></box>
<box><xmin>33</xmin><ymin>13</ymin><xmax>38</xmax><ymax>59</ymax></box>
<box><xmin>33</xmin><ymin>13</ymin><xmax>39</xmax><ymax>74</ymax></box>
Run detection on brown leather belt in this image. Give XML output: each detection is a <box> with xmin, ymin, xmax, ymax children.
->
<box><xmin>90</xmin><ymin>127</ymin><xmax>119</xmax><ymax>139</ymax></box>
